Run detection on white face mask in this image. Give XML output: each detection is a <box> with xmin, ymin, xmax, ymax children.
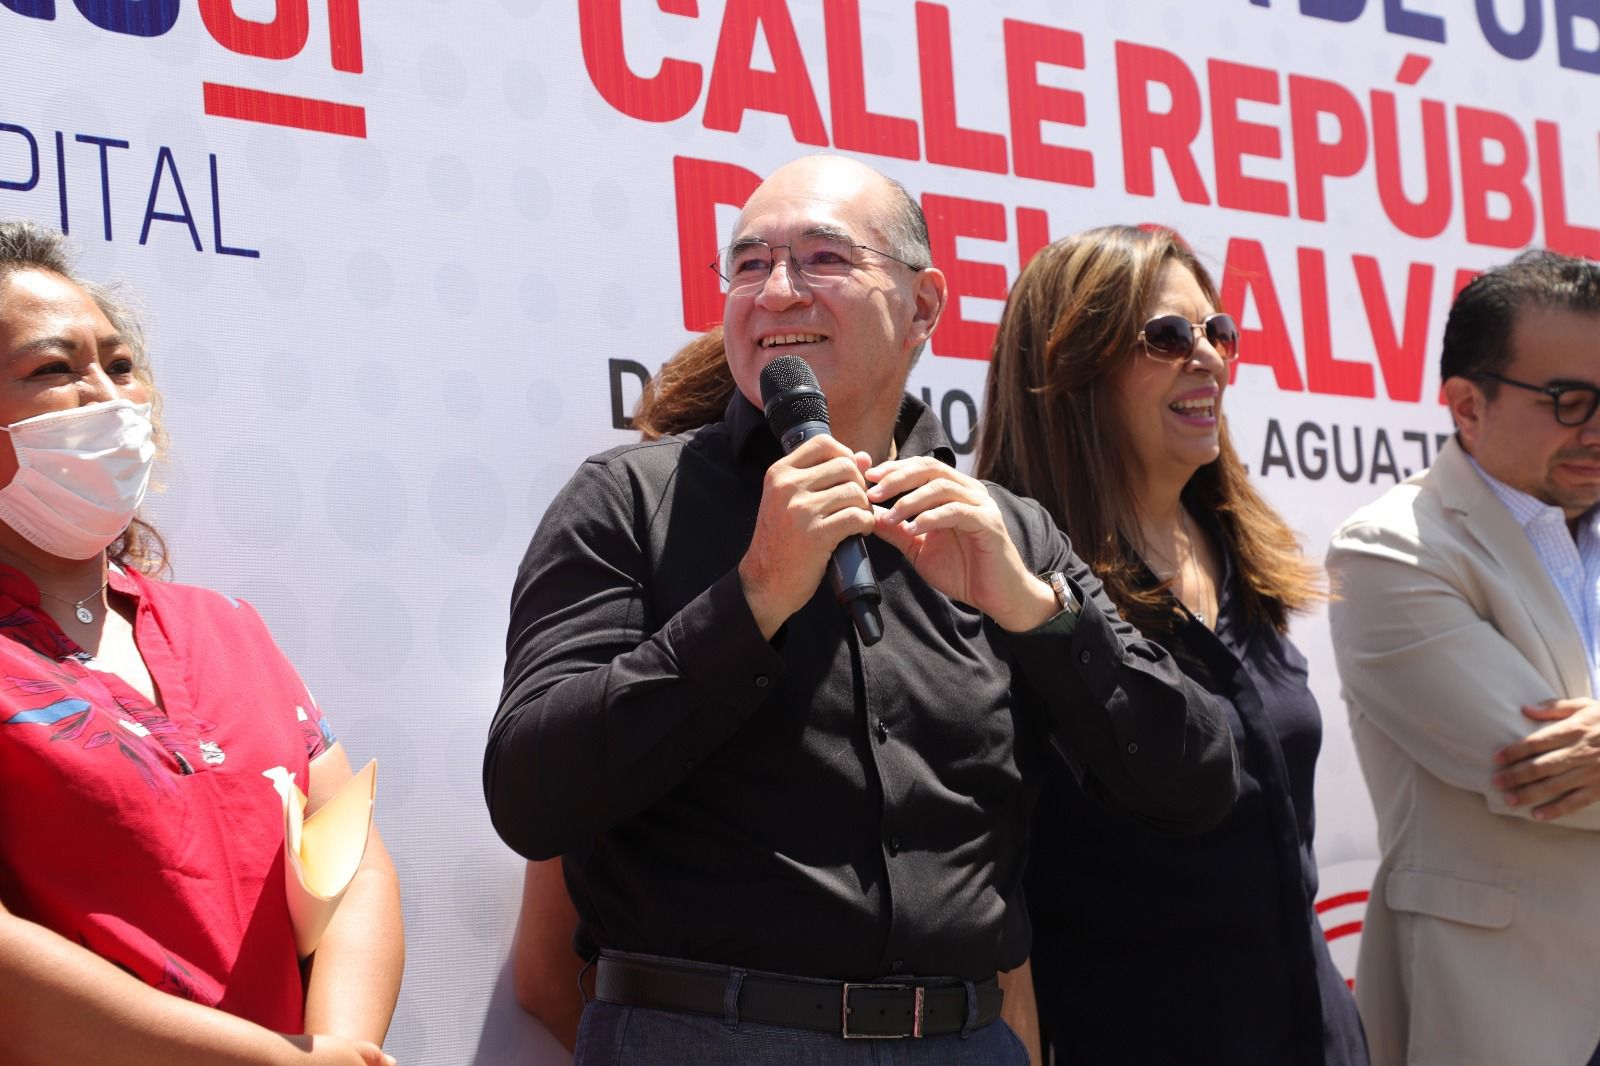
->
<box><xmin>0</xmin><ymin>398</ymin><xmax>155</xmax><ymax>560</ymax></box>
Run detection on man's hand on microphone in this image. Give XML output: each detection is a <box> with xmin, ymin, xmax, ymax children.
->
<box><xmin>866</xmin><ymin>457</ymin><xmax>1057</xmax><ymax>633</ymax></box>
<box><xmin>739</xmin><ymin>434</ymin><xmax>877</xmax><ymax>641</ymax></box>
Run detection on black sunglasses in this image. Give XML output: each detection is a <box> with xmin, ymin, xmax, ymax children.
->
<box><xmin>1137</xmin><ymin>313</ymin><xmax>1240</xmax><ymax>363</ymax></box>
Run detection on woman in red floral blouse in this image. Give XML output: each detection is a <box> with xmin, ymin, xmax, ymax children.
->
<box><xmin>0</xmin><ymin>222</ymin><xmax>403</xmax><ymax>1066</ymax></box>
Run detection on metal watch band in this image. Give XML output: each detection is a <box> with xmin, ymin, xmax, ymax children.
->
<box><xmin>1043</xmin><ymin>570</ymin><xmax>1080</xmax><ymax>622</ymax></box>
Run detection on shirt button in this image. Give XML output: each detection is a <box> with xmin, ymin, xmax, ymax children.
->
<box><xmin>754</xmin><ymin>675</ymin><xmax>769</xmax><ymax>688</ymax></box>
<box><xmin>1126</xmin><ymin>742</ymin><xmax>1139</xmax><ymax>755</ymax></box>
<box><xmin>875</xmin><ymin>721</ymin><xmax>889</xmax><ymax>744</ymax></box>
<box><xmin>1079</xmin><ymin>650</ymin><xmax>1091</xmax><ymax>664</ymax></box>
<box><xmin>892</xmin><ymin>960</ymin><xmax>903</xmax><ymax>971</ymax></box>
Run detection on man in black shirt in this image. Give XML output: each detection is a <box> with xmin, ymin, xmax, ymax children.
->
<box><xmin>484</xmin><ymin>155</ymin><xmax>1236</xmax><ymax>1064</ymax></box>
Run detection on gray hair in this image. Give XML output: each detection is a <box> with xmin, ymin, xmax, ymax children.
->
<box><xmin>878</xmin><ymin>173</ymin><xmax>931</xmax><ymax>270</ymax></box>
<box><xmin>0</xmin><ymin>220</ymin><xmax>149</xmax><ymax>371</ymax></box>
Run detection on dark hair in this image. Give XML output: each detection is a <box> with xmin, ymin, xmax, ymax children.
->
<box><xmin>974</xmin><ymin>225</ymin><xmax>1322</xmax><ymax>636</ymax></box>
<box><xmin>633</xmin><ymin>326</ymin><xmax>734</xmax><ymax>440</ymax></box>
<box><xmin>1442</xmin><ymin>249</ymin><xmax>1600</xmax><ymax>393</ymax></box>
<box><xmin>0</xmin><ymin>220</ymin><xmax>169</xmax><ymax>575</ymax></box>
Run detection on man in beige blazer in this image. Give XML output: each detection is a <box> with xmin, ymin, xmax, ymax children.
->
<box><xmin>1329</xmin><ymin>250</ymin><xmax>1600</xmax><ymax>1066</ymax></box>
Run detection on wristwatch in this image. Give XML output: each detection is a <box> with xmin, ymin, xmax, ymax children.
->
<box><xmin>1041</xmin><ymin>570</ymin><xmax>1081</xmax><ymax>631</ymax></box>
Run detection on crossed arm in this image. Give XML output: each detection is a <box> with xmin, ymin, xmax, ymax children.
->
<box><xmin>1329</xmin><ymin>523</ymin><xmax>1600</xmax><ymax>826</ymax></box>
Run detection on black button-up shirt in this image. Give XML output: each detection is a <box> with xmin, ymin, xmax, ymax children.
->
<box><xmin>1026</xmin><ymin>537</ymin><xmax>1367</xmax><ymax>1064</ymax></box>
<box><xmin>484</xmin><ymin>393</ymin><xmax>1236</xmax><ymax>981</ymax></box>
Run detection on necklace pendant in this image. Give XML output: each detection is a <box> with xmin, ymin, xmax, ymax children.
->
<box><xmin>74</xmin><ymin>605</ymin><xmax>93</xmax><ymax>624</ymax></box>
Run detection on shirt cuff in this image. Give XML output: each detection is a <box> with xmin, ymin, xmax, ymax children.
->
<box><xmin>667</xmin><ymin>568</ymin><xmax>788</xmax><ymax>710</ymax></box>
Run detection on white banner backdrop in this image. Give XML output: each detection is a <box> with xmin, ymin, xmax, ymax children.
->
<box><xmin>3</xmin><ymin>0</ymin><xmax>1598</xmax><ymax>1061</ymax></box>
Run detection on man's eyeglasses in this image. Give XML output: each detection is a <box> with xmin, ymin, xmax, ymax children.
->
<box><xmin>1137</xmin><ymin>313</ymin><xmax>1240</xmax><ymax>363</ymax></box>
<box><xmin>711</xmin><ymin>236</ymin><xmax>925</xmax><ymax>297</ymax></box>
<box><xmin>1476</xmin><ymin>371</ymin><xmax>1600</xmax><ymax>426</ymax></box>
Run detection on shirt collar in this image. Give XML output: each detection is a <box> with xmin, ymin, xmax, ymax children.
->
<box><xmin>1466</xmin><ymin>452</ymin><xmax>1600</xmax><ymax>536</ymax></box>
<box><xmin>727</xmin><ymin>391</ymin><xmax>957</xmax><ymax>468</ymax></box>
<box><xmin>0</xmin><ymin>561</ymin><xmax>43</xmax><ymax>609</ymax></box>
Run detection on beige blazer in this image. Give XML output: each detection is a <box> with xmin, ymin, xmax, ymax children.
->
<box><xmin>1328</xmin><ymin>437</ymin><xmax>1600</xmax><ymax>1066</ymax></box>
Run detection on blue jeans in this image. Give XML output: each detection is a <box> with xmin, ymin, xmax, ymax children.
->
<box><xmin>574</xmin><ymin>1000</ymin><xmax>1030</xmax><ymax>1065</ymax></box>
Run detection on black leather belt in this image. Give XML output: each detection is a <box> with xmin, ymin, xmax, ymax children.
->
<box><xmin>594</xmin><ymin>951</ymin><xmax>1003</xmax><ymax>1039</ymax></box>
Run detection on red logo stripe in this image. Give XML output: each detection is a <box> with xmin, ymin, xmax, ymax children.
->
<box><xmin>1322</xmin><ymin>920</ymin><xmax>1362</xmax><ymax>941</ymax></box>
<box><xmin>202</xmin><ymin>83</ymin><xmax>367</xmax><ymax>138</ymax></box>
<box><xmin>1314</xmin><ymin>889</ymin><xmax>1370</xmax><ymax>914</ymax></box>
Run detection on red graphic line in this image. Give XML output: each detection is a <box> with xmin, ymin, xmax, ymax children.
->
<box><xmin>1396</xmin><ymin>54</ymin><xmax>1431</xmax><ymax>85</ymax></box>
<box><xmin>1323</xmin><ymin>921</ymin><xmax>1363</xmax><ymax>941</ymax></box>
<box><xmin>202</xmin><ymin>83</ymin><xmax>367</xmax><ymax>139</ymax></box>
<box><xmin>1315</xmin><ymin>890</ymin><xmax>1370</xmax><ymax>914</ymax></box>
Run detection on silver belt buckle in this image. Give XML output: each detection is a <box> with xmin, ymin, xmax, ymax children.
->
<box><xmin>840</xmin><ymin>982</ymin><xmax>924</xmax><ymax>1039</ymax></box>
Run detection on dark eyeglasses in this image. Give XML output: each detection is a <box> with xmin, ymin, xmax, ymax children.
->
<box><xmin>1137</xmin><ymin>313</ymin><xmax>1240</xmax><ymax>363</ymax></box>
<box><xmin>1476</xmin><ymin>371</ymin><xmax>1600</xmax><ymax>426</ymax></box>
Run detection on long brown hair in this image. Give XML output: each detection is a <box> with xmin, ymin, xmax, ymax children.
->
<box><xmin>633</xmin><ymin>326</ymin><xmax>735</xmax><ymax>440</ymax></box>
<box><xmin>974</xmin><ymin>225</ymin><xmax>1321</xmax><ymax>636</ymax></box>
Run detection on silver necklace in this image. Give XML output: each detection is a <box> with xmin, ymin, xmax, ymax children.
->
<box><xmin>1180</xmin><ymin>508</ymin><xmax>1208</xmax><ymax>625</ymax></box>
<box><xmin>41</xmin><ymin>578</ymin><xmax>110</xmax><ymax>624</ymax></box>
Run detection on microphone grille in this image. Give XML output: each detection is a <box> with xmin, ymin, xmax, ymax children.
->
<box><xmin>758</xmin><ymin>355</ymin><xmax>817</xmax><ymax>403</ymax></box>
<box><xmin>759</xmin><ymin>356</ymin><xmax>830</xmax><ymax>437</ymax></box>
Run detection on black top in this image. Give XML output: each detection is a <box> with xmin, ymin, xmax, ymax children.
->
<box><xmin>484</xmin><ymin>393</ymin><xmax>1236</xmax><ymax>981</ymax></box>
<box><xmin>1026</xmin><ymin>529</ymin><xmax>1368</xmax><ymax>1065</ymax></box>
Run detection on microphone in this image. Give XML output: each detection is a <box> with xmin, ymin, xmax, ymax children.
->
<box><xmin>758</xmin><ymin>355</ymin><xmax>885</xmax><ymax>647</ymax></box>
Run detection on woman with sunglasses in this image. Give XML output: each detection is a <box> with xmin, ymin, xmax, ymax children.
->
<box><xmin>976</xmin><ymin>225</ymin><xmax>1367</xmax><ymax>1065</ymax></box>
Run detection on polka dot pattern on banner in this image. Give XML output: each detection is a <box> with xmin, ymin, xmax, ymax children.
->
<box><xmin>229</xmin><ymin>578</ymin><xmax>310</xmax><ymax>667</ymax></box>
<box><xmin>509</xmin><ymin>168</ymin><xmax>553</xmax><ymax>222</ymax></box>
<box><xmin>259</xmin><ymin>242</ymin><xmax>307</xmax><ymax>301</ymax></box>
<box><xmin>346</xmin><ymin>249</ymin><xmax>396</xmax><ymax>311</ymax></box>
<box><xmin>334</xmin><ymin>581</ymin><xmax>412</xmax><ymax>679</ymax></box>
<box><xmin>321</xmin><ymin>452</ymin><xmax>408</xmax><ymax>553</ymax></box>
<box><xmin>427</xmin><ymin>154</ymin><xmax>473</xmax><ymax>211</ymax></box>
<box><xmin>353</xmin><ymin>360</ymin><xmax>401</xmax><ymax>418</ymax></box>
<box><xmin>436</xmin><ymin>585</ymin><xmax>503</xmax><ymax>680</ymax></box>
<box><xmin>517</xmin><ymin>274</ymin><xmax>558</xmax><ymax>323</ymax></box>
<box><xmin>213</xmin><ymin>445</ymin><xmax>301</xmax><ymax>550</ymax></box>
<box><xmin>259</xmin><ymin>349</ymin><xmax>312</xmax><ymax>412</ymax></box>
<box><xmin>598</xmin><ymin>283</ymin><xmax>636</xmax><ymax>330</ymax></box>
<box><xmin>502</xmin><ymin>60</ymin><xmax>548</xmax><ymax>121</ymax></box>
<box><xmin>340</xmin><ymin>142</ymin><xmax>391</xmax><ymax>203</ymax></box>
<box><xmin>155</xmin><ymin>243</ymin><xmax>214</xmax><ymax>294</ymax></box>
<box><xmin>524</xmin><ymin>378</ymin><xmax>564</xmax><ymax>425</ymax></box>
<box><xmin>527</xmin><ymin>461</ymin><xmax>577</xmax><ymax>530</ymax></box>
<box><xmin>434</xmin><ymin>262</ymin><xmax>478</xmax><ymax>316</ymax></box>
<box><xmin>418</xmin><ymin>45</ymin><xmax>470</xmax><ymax>108</ymax></box>
<box><xmin>590</xmin><ymin>180</ymin><xmax>630</xmax><ymax>231</ymax></box>
<box><xmin>440</xmin><ymin>373</ymin><xmax>482</xmax><ymax>422</ymax></box>
<box><xmin>453</xmin><ymin>851</ymin><xmax>522</xmax><ymax>945</ymax></box>
<box><xmin>246</xmin><ymin>127</ymin><xmax>301</xmax><ymax>191</ymax></box>
<box><xmin>429</xmin><ymin>457</ymin><xmax>506</xmax><ymax>556</ymax></box>
<box><xmin>170</xmin><ymin>340</ymin><xmax>218</xmax><ymax>405</ymax></box>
